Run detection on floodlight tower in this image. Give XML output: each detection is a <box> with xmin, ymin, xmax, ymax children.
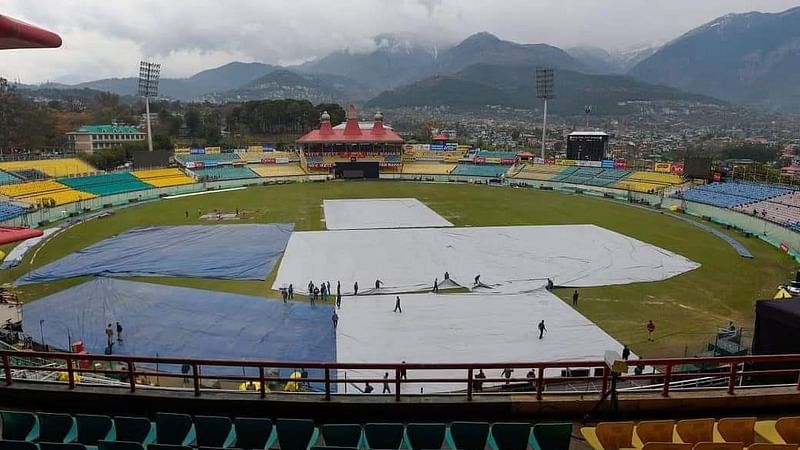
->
<box><xmin>584</xmin><ymin>105</ymin><xmax>592</xmax><ymax>129</ymax></box>
<box><xmin>138</xmin><ymin>60</ymin><xmax>161</xmax><ymax>152</ymax></box>
<box><xmin>535</xmin><ymin>67</ymin><xmax>555</xmax><ymax>159</ymax></box>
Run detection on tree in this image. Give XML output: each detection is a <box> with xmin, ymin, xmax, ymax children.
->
<box><xmin>184</xmin><ymin>108</ymin><xmax>202</xmax><ymax>137</ymax></box>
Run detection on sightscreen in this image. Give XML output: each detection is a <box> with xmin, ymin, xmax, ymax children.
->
<box><xmin>132</xmin><ymin>150</ymin><xmax>171</xmax><ymax>169</ymax></box>
<box><xmin>684</xmin><ymin>157</ymin><xmax>712</xmax><ymax>180</ymax></box>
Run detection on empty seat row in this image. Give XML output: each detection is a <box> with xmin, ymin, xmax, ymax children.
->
<box><xmin>581</xmin><ymin>417</ymin><xmax>800</xmax><ymax>450</ymax></box>
<box><xmin>0</xmin><ymin>411</ymin><xmax>571</xmax><ymax>450</ymax></box>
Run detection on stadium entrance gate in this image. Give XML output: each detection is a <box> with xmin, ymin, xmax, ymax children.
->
<box><xmin>335</xmin><ymin>162</ymin><xmax>379</xmax><ymax>179</ymax></box>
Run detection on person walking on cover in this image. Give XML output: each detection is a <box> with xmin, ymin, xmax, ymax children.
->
<box><xmin>116</xmin><ymin>322</ymin><xmax>123</xmax><ymax>343</ymax></box>
<box><xmin>105</xmin><ymin>324</ymin><xmax>114</xmax><ymax>347</ymax></box>
<box><xmin>646</xmin><ymin>320</ymin><xmax>656</xmax><ymax>342</ymax></box>
<box><xmin>622</xmin><ymin>344</ymin><xmax>631</xmax><ymax>360</ymax></box>
<box><xmin>336</xmin><ymin>292</ymin><xmax>342</xmax><ymax>309</ymax></box>
<box><xmin>538</xmin><ymin>320</ymin><xmax>547</xmax><ymax>339</ymax></box>
<box><xmin>572</xmin><ymin>290</ymin><xmax>579</xmax><ymax>306</ymax></box>
<box><xmin>433</xmin><ymin>277</ymin><xmax>439</xmax><ymax>294</ymax></box>
<box><xmin>353</xmin><ymin>281</ymin><xmax>359</xmax><ymax>296</ymax></box>
<box><xmin>375</xmin><ymin>279</ymin><xmax>383</xmax><ymax>290</ymax></box>
<box><xmin>474</xmin><ymin>274</ymin><xmax>481</xmax><ymax>286</ymax></box>
<box><xmin>288</xmin><ymin>283</ymin><xmax>293</xmax><ymax>300</ymax></box>
<box><xmin>394</xmin><ymin>296</ymin><xmax>402</xmax><ymax>313</ymax></box>
<box><xmin>383</xmin><ymin>372</ymin><xmax>390</xmax><ymax>393</ymax></box>
<box><xmin>332</xmin><ymin>311</ymin><xmax>339</xmax><ymax>329</ymax></box>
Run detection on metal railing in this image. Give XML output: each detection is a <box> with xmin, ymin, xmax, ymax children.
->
<box><xmin>2</xmin><ymin>351</ymin><xmax>799</xmax><ymax>401</ymax></box>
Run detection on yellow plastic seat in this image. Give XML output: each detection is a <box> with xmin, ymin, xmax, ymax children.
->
<box><xmin>693</xmin><ymin>442</ymin><xmax>743</xmax><ymax>450</ymax></box>
<box><xmin>715</xmin><ymin>418</ymin><xmax>756</xmax><ymax>445</ymax></box>
<box><xmin>582</xmin><ymin>422</ymin><xmax>635</xmax><ymax>450</ymax></box>
<box><xmin>756</xmin><ymin>418</ymin><xmax>800</xmax><ymax>445</ymax></box>
<box><xmin>748</xmin><ymin>444</ymin><xmax>798</xmax><ymax>450</ymax></box>
<box><xmin>676</xmin><ymin>419</ymin><xmax>715</xmax><ymax>445</ymax></box>
<box><xmin>635</xmin><ymin>421</ymin><xmax>676</xmax><ymax>448</ymax></box>
<box><xmin>642</xmin><ymin>443</ymin><xmax>691</xmax><ymax>450</ymax></box>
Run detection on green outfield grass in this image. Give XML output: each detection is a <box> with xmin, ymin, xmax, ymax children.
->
<box><xmin>3</xmin><ymin>181</ymin><xmax>796</xmax><ymax>358</ymax></box>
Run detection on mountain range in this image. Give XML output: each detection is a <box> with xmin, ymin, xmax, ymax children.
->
<box><xmin>20</xmin><ymin>7</ymin><xmax>800</xmax><ymax>113</ymax></box>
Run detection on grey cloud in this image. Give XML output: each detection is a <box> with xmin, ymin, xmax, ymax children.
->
<box><xmin>1</xmin><ymin>0</ymin><xmax>798</xmax><ymax>83</ymax></box>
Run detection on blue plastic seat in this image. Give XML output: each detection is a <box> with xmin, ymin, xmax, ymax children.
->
<box><xmin>194</xmin><ymin>416</ymin><xmax>235</xmax><ymax>449</ymax></box>
<box><xmin>38</xmin><ymin>413</ymin><xmax>76</xmax><ymax>444</ymax></box>
<box><xmin>364</xmin><ymin>423</ymin><xmax>404</xmax><ymax>449</ymax></box>
<box><xmin>275</xmin><ymin>419</ymin><xmax>317</xmax><ymax>450</ymax></box>
<box><xmin>406</xmin><ymin>423</ymin><xmax>446</xmax><ymax>450</ymax></box>
<box><xmin>233</xmin><ymin>417</ymin><xmax>274</xmax><ymax>450</ymax></box>
<box><xmin>154</xmin><ymin>413</ymin><xmax>194</xmax><ymax>446</ymax></box>
<box><xmin>0</xmin><ymin>411</ymin><xmax>39</xmax><ymax>442</ymax></box>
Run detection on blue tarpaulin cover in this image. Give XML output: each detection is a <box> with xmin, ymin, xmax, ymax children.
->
<box><xmin>23</xmin><ymin>278</ymin><xmax>336</xmax><ymax>378</ymax></box>
<box><xmin>17</xmin><ymin>224</ymin><xmax>294</xmax><ymax>284</ymax></box>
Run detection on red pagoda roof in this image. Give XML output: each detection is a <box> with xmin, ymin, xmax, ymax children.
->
<box><xmin>0</xmin><ymin>14</ymin><xmax>62</xmax><ymax>49</ymax></box>
<box><xmin>432</xmin><ymin>133</ymin><xmax>450</xmax><ymax>141</ymax></box>
<box><xmin>297</xmin><ymin>105</ymin><xmax>404</xmax><ymax>144</ymax></box>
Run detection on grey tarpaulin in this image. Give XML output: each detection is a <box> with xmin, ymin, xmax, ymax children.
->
<box><xmin>17</xmin><ymin>224</ymin><xmax>294</xmax><ymax>284</ymax></box>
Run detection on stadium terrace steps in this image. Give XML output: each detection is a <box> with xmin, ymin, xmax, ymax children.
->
<box><xmin>249</xmin><ymin>164</ymin><xmax>307</xmax><ymax>177</ymax></box>
<box><xmin>451</xmin><ymin>164</ymin><xmax>510</xmax><ymax>177</ymax></box>
<box><xmin>131</xmin><ymin>168</ymin><xmax>195</xmax><ymax>187</ymax></box>
<box><xmin>733</xmin><ymin>190</ymin><xmax>800</xmax><ymax>231</ymax></box>
<box><xmin>615</xmin><ymin>171</ymin><xmax>684</xmax><ymax>193</ymax></box>
<box><xmin>0</xmin><ymin>158</ymin><xmax>96</xmax><ymax>177</ymax></box>
<box><xmin>0</xmin><ymin>170</ymin><xmax>22</xmax><ymax>185</ymax></box>
<box><xmin>676</xmin><ymin>182</ymin><xmax>791</xmax><ymax>209</ymax></box>
<box><xmin>174</xmin><ymin>153</ymin><xmax>241</xmax><ymax>165</ymax></box>
<box><xmin>0</xmin><ymin>180</ymin><xmax>96</xmax><ymax>206</ymax></box>
<box><xmin>0</xmin><ymin>203</ymin><xmax>27</xmax><ymax>221</ymax></box>
<box><xmin>511</xmin><ymin>164</ymin><xmax>565</xmax><ymax>181</ymax></box>
<box><xmin>58</xmin><ymin>172</ymin><xmax>154</xmax><ymax>196</ymax></box>
<box><xmin>192</xmin><ymin>167</ymin><xmax>259</xmax><ymax>181</ymax></box>
<box><xmin>402</xmin><ymin>163</ymin><xmax>456</xmax><ymax>175</ymax></box>
<box><xmin>235</xmin><ymin>151</ymin><xmax>299</xmax><ymax>163</ymax></box>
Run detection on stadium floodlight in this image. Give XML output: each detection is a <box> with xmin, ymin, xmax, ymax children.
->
<box><xmin>584</xmin><ymin>105</ymin><xmax>592</xmax><ymax>129</ymax></box>
<box><xmin>137</xmin><ymin>60</ymin><xmax>161</xmax><ymax>152</ymax></box>
<box><xmin>535</xmin><ymin>67</ymin><xmax>555</xmax><ymax>159</ymax></box>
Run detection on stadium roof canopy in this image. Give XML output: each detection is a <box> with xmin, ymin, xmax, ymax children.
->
<box><xmin>297</xmin><ymin>105</ymin><xmax>404</xmax><ymax>144</ymax></box>
<box><xmin>0</xmin><ymin>14</ymin><xmax>62</xmax><ymax>49</ymax></box>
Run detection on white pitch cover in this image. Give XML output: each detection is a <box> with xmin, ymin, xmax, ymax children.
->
<box><xmin>334</xmin><ymin>290</ymin><xmax>638</xmax><ymax>394</ymax></box>
<box><xmin>272</xmin><ymin>224</ymin><xmax>699</xmax><ymax>295</ymax></box>
<box><xmin>323</xmin><ymin>198</ymin><xmax>454</xmax><ymax>230</ymax></box>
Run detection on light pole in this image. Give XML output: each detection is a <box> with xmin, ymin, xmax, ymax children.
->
<box><xmin>39</xmin><ymin>319</ymin><xmax>45</xmax><ymax>349</ymax></box>
<box><xmin>536</xmin><ymin>67</ymin><xmax>555</xmax><ymax>160</ymax></box>
<box><xmin>138</xmin><ymin>60</ymin><xmax>161</xmax><ymax>152</ymax></box>
<box><xmin>584</xmin><ymin>105</ymin><xmax>592</xmax><ymax>129</ymax></box>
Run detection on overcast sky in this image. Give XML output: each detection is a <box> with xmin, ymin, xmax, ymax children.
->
<box><xmin>2</xmin><ymin>0</ymin><xmax>798</xmax><ymax>84</ymax></box>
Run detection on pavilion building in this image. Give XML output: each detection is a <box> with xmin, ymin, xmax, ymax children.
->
<box><xmin>296</xmin><ymin>105</ymin><xmax>404</xmax><ymax>179</ymax></box>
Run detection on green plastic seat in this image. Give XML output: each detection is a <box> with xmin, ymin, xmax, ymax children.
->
<box><xmin>531</xmin><ymin>424</ymin><xmax>571</xmax><ymax>450</ymax></box>
<box><xmin>146</xmin><ymin>445</ymin><xmax>193</xmax><ymax>450</ymax></box>
<box><xmin>490</xmin><ymin>423</ymin><xmax>531</xmax><ymax>450</ymax></box>
<box><xmin>76</xmin><ymin>414</ymin><xmax>113</xmax><ymax>446</ymax></box>
<box><xmin>364</xmin><ymin>423</ymin><xmax>404</xmax><ymax>450</ymax></box>
<box><xmin>40</xmin><ymin>443</ymin><xmax>87</xmax><ymax>450</ymax></box>
<box><xmin>0</xmin><ymin>411</ymin><xmax>39</xmax><ymax>441</ymax></box>
<box><xmin>114</xmin><ymin>417</ymin><xmax>154</xmax><ymax>445</ymax></box>
<box><xmin>199</xmin><ymin>447</ymin><xmax>245</xmax><ymax>450</ymax></box>
<box><xmin>275</xmin><ymin>418</ymin><xmax>317</xmax><ymax>450</ymax></box>
<box><xmin>154</xmin><ymin>413</ymin><xmax>194</xmax><ymax>446</ymax></box>
<box><xmin>38</xmin><ymin>413</ymin><xmax>77</xmax><ymax>444</ymax></box>
<box><xmin>99</xmin><ymin>441</ymin><xmax>145</xmax><ymax>450</ymax></box>
<box><xmin>194</xmin><ymin>416</ymin><xmax>235</xmax><ymax>449</ymax></box>
<box><xmin>0</xmin><ymin>440</ymin><xmax>38</xmax><ymax>450</ymax></box>
<box><xmin>448</xmin><ymin>422</ymin><xmax>490</xmax><ymax>450</ymax></box>
<box><xmin>233</xmin><ymin>417</ymin><xmax>274</xmax><ymax>450</ymax></box>
<box><xmin>322</xmin><ymin>424</ymin><xmax>362</xmax><ymax>448</ymax></box>
<box><xmin>407</xmin><ymin>423</ymin><xmax>446</xmax><ymax>450</ymax></box>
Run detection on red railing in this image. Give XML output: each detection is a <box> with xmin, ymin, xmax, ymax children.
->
<box><xmin>2</xmin><ymin>351</ymin><xmax>800</xmax><ymax>401</ymax></box>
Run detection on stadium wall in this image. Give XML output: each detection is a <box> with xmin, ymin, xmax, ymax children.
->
<box><xmin>662</xmin><ymin>197</ymin><xmax>800</xmax><ymax>261</ymax></box>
